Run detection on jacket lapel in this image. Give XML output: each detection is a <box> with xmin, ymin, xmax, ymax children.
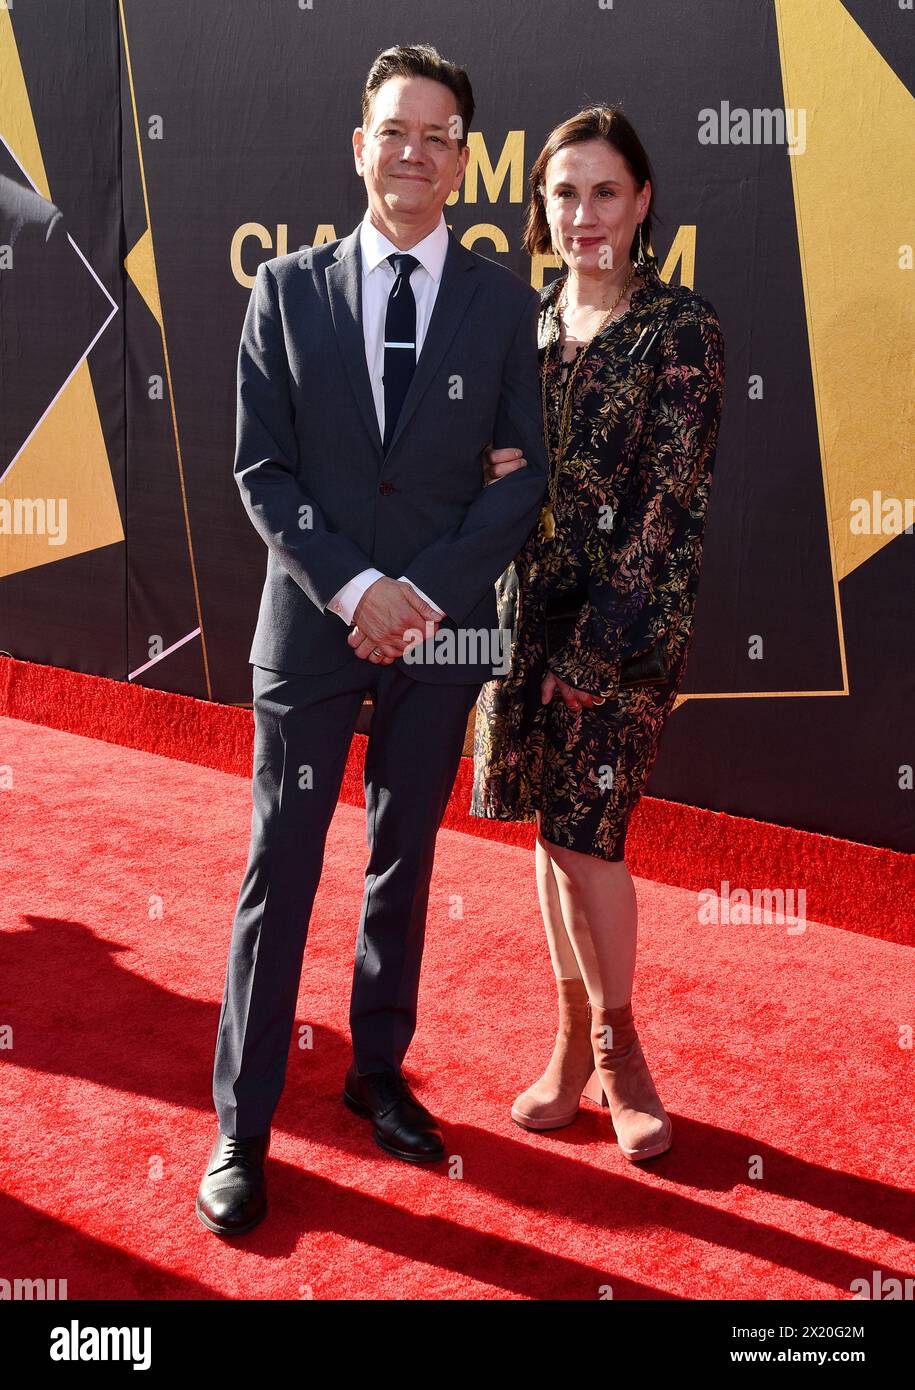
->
<box><xmin>325</xmin><ymin>225</ymin><xmax>383</xmax><ymax>457</ymax></box>
<box><xmin>325</xmin><ymin>222</ymin><xmax>479</xmax><ymax>463</ymax></box>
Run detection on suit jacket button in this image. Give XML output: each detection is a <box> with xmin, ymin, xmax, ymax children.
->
<box><xmin>378</xmin><ymin>481</ymin><xmax>395</xmax><ymax>495</ymax></box>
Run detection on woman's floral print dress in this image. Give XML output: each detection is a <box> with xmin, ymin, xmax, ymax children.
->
<box><xmin>470</xmin><ymin>254</ymin><xmax>725</xmax><ymax>860</ymax></box>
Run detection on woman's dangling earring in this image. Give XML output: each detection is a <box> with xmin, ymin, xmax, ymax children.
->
<box><xmin>636</xmin><ymin>222</ymin><xmax>646</xmax><ymax>268</ymax></box>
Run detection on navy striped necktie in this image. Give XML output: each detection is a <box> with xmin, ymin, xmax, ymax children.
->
<box><xmin>382</xmin><ymin>252</ymin><xmax>419</xmax><ymax>452</ymax></box>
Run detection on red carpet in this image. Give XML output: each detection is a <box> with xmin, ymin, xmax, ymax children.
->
<box><xmin>2</xmin><ymin>656</ymin><xmax>912</xmax><ymax>941</ymax></box>
<box><xmin>1</xmin><ymin>710</ymin><xmax>913</xmax><ymax>1300</ymax></box>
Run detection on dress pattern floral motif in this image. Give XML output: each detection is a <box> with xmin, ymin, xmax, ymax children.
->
<box><xmin>470</xmin><ymin>253</ymin><xmax>725</xmax><ymax>860</ymax></box>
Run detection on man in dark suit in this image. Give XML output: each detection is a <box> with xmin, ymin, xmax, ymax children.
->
<box><xmin>197</xmin><ymin>43</ymin><xmax>547</xmax><ymax>1236</ymax></box>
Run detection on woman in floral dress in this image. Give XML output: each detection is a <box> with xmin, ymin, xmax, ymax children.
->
<box><xmin>471</xmin><ymin>105</ymin><xmax>725</xmax><ymax>1161</ymax></box>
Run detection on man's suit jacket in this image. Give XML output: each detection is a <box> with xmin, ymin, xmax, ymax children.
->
<box><xmin>234</xmin><ymin>220</ymin><xmax>548</xmax><ymax>684</ymax></box>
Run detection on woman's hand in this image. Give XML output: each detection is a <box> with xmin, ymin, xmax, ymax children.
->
<box><xmin>541</xmin><ymin>669</ymin><xmax>605</xmax><ymax>710</ymax></box>
<box><xmin>483</xmin><ymin>444</ymin><xmax>528</xmax><ymax>486</ymax></box>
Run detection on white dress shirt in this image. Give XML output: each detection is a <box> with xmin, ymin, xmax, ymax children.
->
<box><xmin>325</xmin><ymin>208</ymin><xmax>449</xmax><ymax>627</ymax></box>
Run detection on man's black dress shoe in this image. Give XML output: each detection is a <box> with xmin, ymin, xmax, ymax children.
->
<box><xmin>343</xmin><ymin>1065</ymin><xmax>445</xmax><ymax>1163</ymax></box>
<box><xmin>195</xmin><ymin>1129</ymin><xmax>271</xmax><ymax>1236</ymax></box>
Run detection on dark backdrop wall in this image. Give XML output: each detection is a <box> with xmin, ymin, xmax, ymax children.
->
<box><xmin>1</xmin><ymin>0</ymin><xmax>912</xmax><ymax>853</ymax></box>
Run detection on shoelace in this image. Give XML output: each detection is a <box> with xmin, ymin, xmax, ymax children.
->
<box><xmin>213</xmin><ymin>1134</ymin><xmax>264</xmax><ymax>1173</ymax></box>
<box><xmin>368</xmin><ymin>1072</ymin><xmax>414</xmax><ymax>1113</ymax></box>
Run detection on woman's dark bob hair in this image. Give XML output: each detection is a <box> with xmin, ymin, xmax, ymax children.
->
<box><xmin>523</xmin><ymin>105</ymin><xmax>657</xmax><ymax>262</ymax></box>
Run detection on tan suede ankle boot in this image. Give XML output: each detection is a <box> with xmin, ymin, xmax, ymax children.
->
<box><xmin>581</xmin><ymin>1001</ymin><xmax>673</xmax><ymax>1161</ymax></box>
<box><xmin>511</xmin><ymin>976</ymin><xmax>596</xmax><ymax>1131</ymax></box>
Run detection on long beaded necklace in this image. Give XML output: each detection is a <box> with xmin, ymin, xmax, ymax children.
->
<box><xmin>538</xmin><ymin>260</ymin><xmax>637</xmax><ymax>541</ymax></box>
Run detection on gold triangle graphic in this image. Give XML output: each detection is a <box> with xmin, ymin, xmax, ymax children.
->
<box><xmin>1</xmin><ymin>7</ymin><xmax>122</xmax><ymax>579</ymax></box>
<box><xmin>0</xmin><ymin>8</ymin><xmax>51</xmax><ymax>197</ymax></box>
<box><xmin>775</xmin><ymin>0</ymin><xmax>915</xmax><ymax>580</ymax></box>
<box><xmin>125</xmin><ymin>225</ymin><xmax>162</xmax><ymax>327</ymax></box>
<box><xmin>0</xmin><ymin>362</ymin><xmax>124</xmax><ymax>578</ymax></box>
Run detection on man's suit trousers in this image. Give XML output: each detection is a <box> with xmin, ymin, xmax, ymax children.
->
<box><xmin>212</xmin><ymin>658</ymin><xmax>482</xmax><ymax>1137</ymax></box>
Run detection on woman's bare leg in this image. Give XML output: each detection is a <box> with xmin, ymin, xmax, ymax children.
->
<box><xmin>534</xmin><ymin>811</ymin><xmax>582</xmax><ymax>978</ymax></box>
<box><xmin>539</xmin><ymin>836</ymin><xmax>638</xmax><ymax>1009</ymax></box>
<box><xmin>534</xmin><ymin>830</ymin><xmax>671</xmax><ymax>1157</ymax></box>
<box><xmin>511</xmin><ymin>813</ymin><xmax>595</xmax><ymax>1130</ymax></box>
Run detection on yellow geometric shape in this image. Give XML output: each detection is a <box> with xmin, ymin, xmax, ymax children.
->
<box><xmin>125</xmin><ymin>226</ymin><xmax>162</xmax><ymax>327</ymax></box>
<box><xmin>0</xmin><ymin>361</ymin><xmax>124</xmax><ymax>577</ymax></box>
<box><xmin>775</xmin><ymin>0</ymin><xmax>915</xmax><ymax>580</ymax></box>
<box><xmin>0</xmin><ymin>7</ymin><xmax>51</xmax><ymax>198</ymax></box>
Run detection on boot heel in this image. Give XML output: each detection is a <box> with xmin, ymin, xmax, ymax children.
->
<box><xmin>581</xmin><ymin>1068</ymin><xmax>609</xmax><ymax>1107</ymax></box>
<box><xmin>588</xmin><ymin>1003</ymin><xmax>673</xmax><ymax>1161</ymax></box>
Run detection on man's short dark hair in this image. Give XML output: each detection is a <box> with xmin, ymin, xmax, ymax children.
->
<box><xmin>361</xmin><ymin>44</ymin><xmax>475</xmax><ymax>149</ymax></box>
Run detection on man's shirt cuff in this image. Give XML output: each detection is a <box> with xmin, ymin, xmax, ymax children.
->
<box><xmin>325</xmin><ymin>568</ymin><xmax>384</xmax><ymax>625</ymax></box>
<box><xmin>325</xmin><ymin>570</ymin><xmax>446</xmax><ymax>626</ymax></box>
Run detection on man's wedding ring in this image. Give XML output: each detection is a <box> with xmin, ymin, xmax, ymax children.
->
<box><xmin>371</xmin><ymin>647</ymin><xmax>383</xmax><ymax>658</ymax></box>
